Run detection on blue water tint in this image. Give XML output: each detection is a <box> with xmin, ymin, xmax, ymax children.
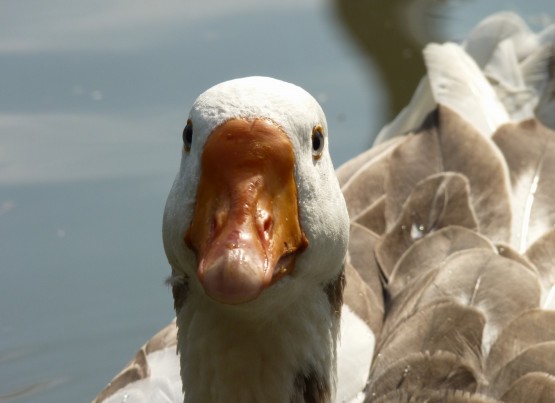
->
<box><xmin>0</xmin><ymin>0</ymin><xmax>552</xmax><ymax>401</ymax></box>
<box><xmin>0</xmin><ymin>177</ymin><xmax>175</xmax><ymax>401</ymax></box>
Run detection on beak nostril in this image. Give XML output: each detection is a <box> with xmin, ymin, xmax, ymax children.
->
<box><xmin>255</xmin><ymin>208</ymin><xmax>273</xmax><ymax>242</ymax></box>
<box><xmin>184</xmin><ymin>228</ymin><xmax>195</xmax><ymax>252</ymax></box>
<box><xmin>263</xmin><ymin>216</ymin><xmax>273</xmax><ymax>233</ymax></box>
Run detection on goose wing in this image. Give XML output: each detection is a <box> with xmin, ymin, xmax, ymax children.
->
<box><xmin>343</xmin><ymin>17</ymin><xmax>555</xmax><ymax>400</ymax></box>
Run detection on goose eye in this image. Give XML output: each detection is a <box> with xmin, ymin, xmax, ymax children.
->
<box><xmin>183</xmin><ymin>119</ymin><xmax>193</xmax><ymax>152</ymax></box>
<box><xmin>311</xmin><ymin>125</ymin><xmax>324</xmax><ymax>160</ymax></box>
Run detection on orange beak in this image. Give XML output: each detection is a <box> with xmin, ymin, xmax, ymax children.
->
<box><xmin>185</xmin><ymin>118</ymin><xmax>308</xmax><ymax>304</ymax></box>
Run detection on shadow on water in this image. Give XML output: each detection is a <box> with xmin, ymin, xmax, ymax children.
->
<box><xmin>332</xmin><ymin>0</ymin><xmax>449</xmax><ymax>120</ymax></box>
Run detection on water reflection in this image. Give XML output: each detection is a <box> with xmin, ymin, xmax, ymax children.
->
<box><xmin>334</xmin><ymin>0</ymin><xmax>429</xmax><ymax>118</ymax></box>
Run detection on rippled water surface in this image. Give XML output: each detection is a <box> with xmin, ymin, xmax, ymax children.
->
<box><xmin>1</xmin><ymin>0</ymin><xmax>552</xmax><ymax>401</ymax></box>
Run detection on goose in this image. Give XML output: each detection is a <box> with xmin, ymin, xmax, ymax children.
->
<box><xmin>94</xmin><ymin>11</ymin><xmax>555</xmax><ymax>403</ymax></box>
<box><xmin>95</xmin><ymin>75</ymin><xmax>378</xmax><ymax>403</ymax></box>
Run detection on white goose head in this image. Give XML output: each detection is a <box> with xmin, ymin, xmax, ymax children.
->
<box><xmin>162</xmin><ymin>76</ymin><xmax>350</xmax><ymax>402</ymax></box>
<box><xmin>163</xmin><ymin>76</ymin><xmax>349</xmax><ymax>309</ymax></box>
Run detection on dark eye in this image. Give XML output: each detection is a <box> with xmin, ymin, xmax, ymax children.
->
<box><xmin>183</xmin><ymin>119</ymin><xmax>193</xmax><ymax>152</ymax></box>
<box><xmin>311</xmin><ymin>125</ymin><xmax>324</xmax><ymax>160</ymax></box>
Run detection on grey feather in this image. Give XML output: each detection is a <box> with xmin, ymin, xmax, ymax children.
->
<box><xmin>525</xmin><ymin>229</ymin><xmax>555</xmax><ymax>307</ymax></box>
<box><xmin>489</xmin><ymin>342</ymin><xmax>555</xmax><ymax>398</ymax></box>
<box><xmin>495</xmin><ymin>243</ymin><xmax>537</xmax><ymax>274</ymax></box>
<box><xmin>371</xmin><ymin>301</ymin><xmax>485</xmax><ymax>383</ymax></box>
<box><xmin>387</xmin><ymin>226</ymin><xmax>496</xmax><ymax>297</ymax></box>
<box><xmin>347</xmin><ymin>223</ymin><xmax>383</xmax><ymax>298</ymax></box>
<box><xmin>373</xmin><ymin>389</ymin><xmax>500</xmax><ymax>403</ymax></box>
<box><xmin>340</xmin><ymin>145</ymin><xmax>393</xmax><ymax>218</ymax></box>
<box><xmin>376</xmin><ymin>172</ymin><xmax>478</xmax><ymax>277</ymax></box>
<box><xmin>376</xmin><ymin>247</ymin><xmax>541</xmax><ymax>386</ymax></box>
<box><xmin>368</xmin><ymin>351</ymin><xmax>479</xmax><ymax>399</ymax></box>
<box><xmin>383</xmin><ymin>130</ymin><xmax>443</xmax><ymax>229</ymax></box>
<box><xmin>353</xmin><ymin>195</ymin><xmax>386</xmax><ymax>235</ymax></box>
<box><xmin>344</xmin><ymin>261</ymin><xmax>383</xmax><ymax>335</ymax></box>
<box><xmin>486</xmin><ymin>309</ymin><xmax>555</xmax><ymax>379</ymax></box>
<box><xmin>493</xmin><ymin>119</ymin><xmax>555</xmax><ymax>252</ymax></box>
<box><xmin>501</xmin><ymin>372</ymin><xmax>555</xmax><ymax>403</ymax></box>
<box><xmin>382</xmin><ymin>106</ymin><xmax>512</xmax><ymax>244</ymax></box>
<box><xmin>414</xmin><ymin>249</ymin><xmax>541</xmax><ymax>353</ymax></box>
<box><xmin>344</xmin><ymin>223</ymin><xmax>384</xmax><ymax>334</ymax></box>
<box><xmin>336</xmin><ymin>137</ymin><xmax>404</xmax><ymax>187</ymax></box>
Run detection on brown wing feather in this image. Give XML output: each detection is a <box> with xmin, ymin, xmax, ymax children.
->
<box><xmin>387</xmin><ymin>226</ymin><xmax>496</xmax><ymax>297</ymax></box>
<box><xmin>376</xmin><ymin>172</ymin><xmax>478</xmax><ymax>277</ymax></box>
<box><xmin>372</xmin><ymin>383</ymin><xmax>500</xmax><ymax>403</ymax></box>
<box><xmin>486</xmin><ymin>309</ymin><xmax>555</xmax><ymax>378</ymax></box>
<box><xmin>501</xmin><ymin>372</ymin><xmax>555</xmax><ymax>403</ymax></box>
<box><xmin>371</xmin><ymin>301</ymin><xmax>485</xmax><ymax>383</ymax></box>
<box><xmin>489</xmin><ymin>342</ymin><xmax>555</xmax><ymax>398</ymax></box>
<box><xmin>343</xmin><ymin>105</ymin><xmax>555</xmax><ymax>401</ymax></box>
<box><xmin>493</xmin><ymin>119</ymin><xmax>555</xmax><ymax>251</ymax></box>
<box><xmin>381</xmin><ymin>106</ymin><xmax>512</xmax><ymax>242</ymax></box>
<box><xmin>343</xmin><ymin>223</ymin><xmax>385</xmax><ymax>334</ymax></box>
<box><xmin>353</xmin><ymin>195</ymin><xmax>386</xmax><ymax>235</ymax></box>
<box><xmin>340</xmin><ymin>144</ymin><xmax>395</xmax><ymax>218</ymax></box>
<box><xmin>336</xmin><ymin>136</ymin><xmax>404</xmax><ymax>187</ymax></box>
<box><xmin>369</xmin><ymin>351</ymin><xmax>480</xmax><ymax>399</ymax></box>
<box><xmin>525</xmin><ymin>229</ymin><xmax>555</xmax><ymax>306</ymax></box>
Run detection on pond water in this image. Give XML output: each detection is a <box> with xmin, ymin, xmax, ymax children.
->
<box><xmin>1</xmin><ymin>1</ymin><xmax>552</xmax><ymax>401</ymax></box>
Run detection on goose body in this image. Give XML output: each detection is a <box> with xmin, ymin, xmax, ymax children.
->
<box><xmin>94</xmin><ymin>12</ymin><xmax>555</xmax><ymax>403</ymax></box>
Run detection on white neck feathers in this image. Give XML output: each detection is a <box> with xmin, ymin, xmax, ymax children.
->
<box><xmin>176</xmin><ymin>282</ymin><xmax>339</xmax><ymax>403</ymax></box>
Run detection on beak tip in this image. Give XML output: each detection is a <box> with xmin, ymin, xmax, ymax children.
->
<box><xmin>198</xmin><ymin>254</ymin><xmax>266</xmax><ymax>305</ymax></box>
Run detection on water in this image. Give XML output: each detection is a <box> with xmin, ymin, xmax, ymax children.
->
<box><xmin>1</xmin><ymin>1</ymin><xmax>552</xmax><ymax>401</ymax></box>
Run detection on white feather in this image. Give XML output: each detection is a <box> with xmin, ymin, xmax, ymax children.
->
<box><xmin>102</xmin><ymin>348</ymin><xmax>182</xmax><ymax>403</ymax></box>
<box><xmin>374</xmin><ymin>77</ymin><xmax>435</xmax><ymax>144</ymax></box>
<box><xmin>336</xmin><ymin>306</ymin><xmax>375</xmax><ymax>403</ymax></box>
<box><xmin>424</xmin><ymin>42</ymin><xmax>510</xmax><ymax>137</ymax></box>
<box><xmin>463</xmin><ymin>12</ymin><xmax>537</xmax><ymax>66</ymax></box>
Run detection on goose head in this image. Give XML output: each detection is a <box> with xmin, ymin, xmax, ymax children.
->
<box><xmin>162</xmin><ymin>77</ymin><xmax>350</xmax><ymax>401</ymax></box>
<box><xmin>163</xmin><ymin>77</ymin><xmax>349</xmax><ymax>310</ymax></box>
